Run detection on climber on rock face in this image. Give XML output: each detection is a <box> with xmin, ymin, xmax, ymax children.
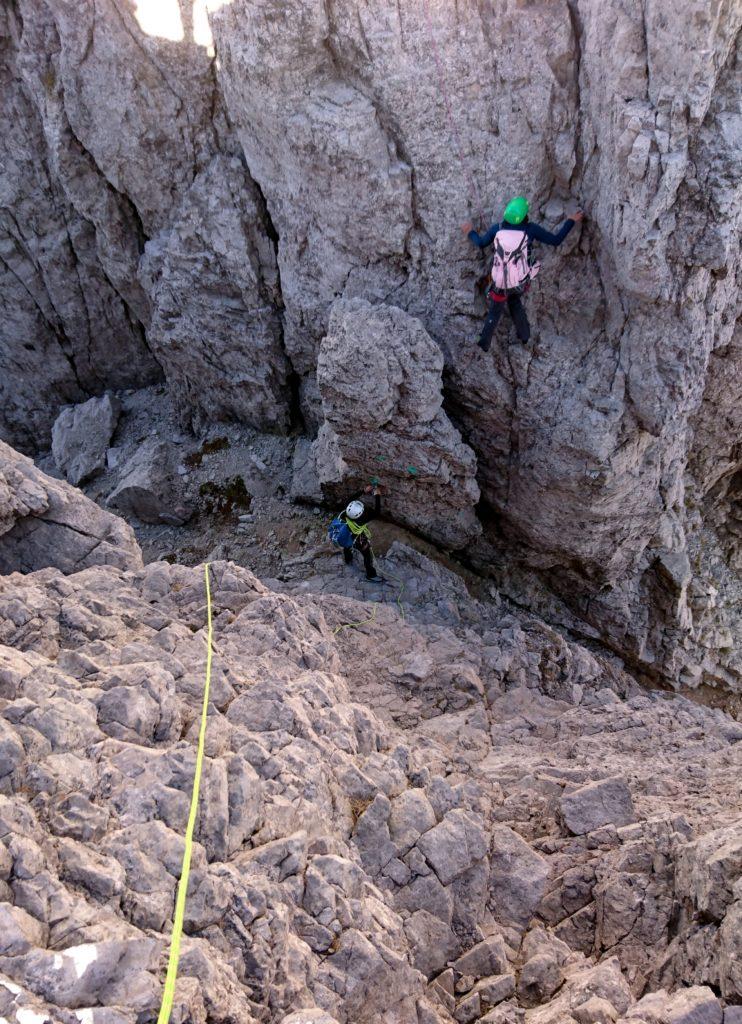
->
<box><xmin>462</xmin><ymin>197</ymin><xmax>584</xmax><ymax>351</ymax></box>
<box><xmin>327</xmin><ymin>484</ymin><xmax>385</xmax><ymax>583</ymax></box>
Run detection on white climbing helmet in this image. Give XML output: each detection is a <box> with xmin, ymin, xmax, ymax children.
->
<box><xmin>346</xmin><ymin>500</ymin><xmax>365</xmax><ymax>520</ymax></box>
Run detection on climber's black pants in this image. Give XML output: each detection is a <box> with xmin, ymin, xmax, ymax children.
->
<box><xmin>343</xmin><ymin>538</ymin><xmax>376</xmax><ymax>578</ymax></box>
<box><xmin>479</xmin><ymin>293</ymin><xmax>531</xmax><ymax>350</ymax></box>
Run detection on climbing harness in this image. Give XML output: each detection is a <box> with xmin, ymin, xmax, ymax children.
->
<box><xmin>156</xmin><ymin>563</ymin><xmax>214</xmax><ymax>1024</ymax></box>
<box><xmin>421</xmin><ymin>0</ymin><xmax>486</xmax><ymax>224</ymax></box>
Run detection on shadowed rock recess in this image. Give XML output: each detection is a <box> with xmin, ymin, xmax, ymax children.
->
<box><xmin>0</xmin><ymin>1</ymin><xmax>740</xmax><ymax>1017</ymax></box>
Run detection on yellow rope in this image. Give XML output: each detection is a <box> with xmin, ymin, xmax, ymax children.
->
<box><xmin>157</xmin><ymin>563</ymin><xmax>214</xmax><ymax>1024</ymax></box>
<box><xmin>333</xmin><ymin>602</ymin><xmax>378</xmax><ymax>635</ymax></box>
<box><xmin>332</xmin><ymin>546</ymin><xmax>406</xmax><ymax>634</ymax></box>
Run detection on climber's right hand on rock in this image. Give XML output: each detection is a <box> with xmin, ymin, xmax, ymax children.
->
<box><xmin>572</xmin><ymin>210</ymin><xmax>585</xmax><ymax>222</ymax></box>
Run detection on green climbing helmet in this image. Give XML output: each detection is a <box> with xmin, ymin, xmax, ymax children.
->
<box><xmin>503</xmin><ymin>196</ymin><xmax>529</xmax><ymax>225</ymax></box>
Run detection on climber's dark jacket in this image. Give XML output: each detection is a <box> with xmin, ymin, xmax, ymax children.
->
<box><xmin>468</xmin><ymin>217</ymin><xmax>576</xmax><ymax>249</ymax></box>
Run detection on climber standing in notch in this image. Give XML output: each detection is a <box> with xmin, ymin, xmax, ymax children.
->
<box><xmin>328</xmin><ymin>483</ymin><xmax>386</xmax><ymax>583</ymax></box>
<box><xmin>462</xmin><ymin>197</ymin><xmax>584</xmax><ymax>351</ymax></box>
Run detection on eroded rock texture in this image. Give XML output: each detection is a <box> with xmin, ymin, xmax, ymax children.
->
<box><xmin>0</xmin><ymin>501</ymin><xmax>739</xmax><ymax>1021</ymax></box>
<box><xmin>1</xmin><ymin>0</ymin><xmax>740</xmax><ymax>693</ymax></box>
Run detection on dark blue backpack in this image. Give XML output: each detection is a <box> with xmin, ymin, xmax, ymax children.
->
<box><xmin>328</xmin><ymin>516</ymin><xmax>355</xmax><ymax>549</ymax></box>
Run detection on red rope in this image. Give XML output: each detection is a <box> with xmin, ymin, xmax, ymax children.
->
<box><xmin>421</xmin><ymin>0</ymin><xmax>486</xmax><ymax>225</ymax></box>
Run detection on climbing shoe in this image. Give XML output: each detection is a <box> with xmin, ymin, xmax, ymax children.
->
<box><xmin>365</xmin><ymin>574</ymin><xmax>386</xmax><ymax>584</ymax></box>
<box><xmin>477</xmin><ymin>337</ymin><xmax>491</xmax><ymax>352</ymax></box>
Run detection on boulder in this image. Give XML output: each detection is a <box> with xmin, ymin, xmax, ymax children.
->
<box><xmin>108</xmin><ymin>439</ymin><xmax>191</xmax><ymax>526</ymax></box>
<box><xmin>51</xmin><ymin>393</ymin><xmax>121</xmax><ymax>486</ymax></box>
<box><xmin>661</xmin><ymin>986</ymin><xmax>723</xmax><ymax>1024</ymax></box>
<box><xmin>675</xmin><ymin>824</ymin><xmax>742</xmax><ymax>923</ymax></box>
<box><xmin>516</xmin><ymin>952</ymin><xmax>563</xmax><ymax>1007</ymax></box>
<box><xmin>559</xmin><ymin>777</ymin><xmax>636</xmax><ymax>836</ymax></box>
<box><xmin>0</xmin><ymin>904</ymin><xmax>47</xmax><ymax>955</ymax></box>
<box><xmin>573</xmin><ymin>997</ymin><xmax>617</xmax><ymax>1024</ymax></box>
<box><xmin>473</xmin><ymin>974</ymin><xmax>516</xmax><ymax>1010</ymax></box>
<box><xmin>0</xmin><ymin>440</ymin><xmax>142</xmax><ymax>574</ymax></box>
<box><xmin>312</xmin><ymin>300</ymin><xmax>481</xmax><ymax>549</ymax></box>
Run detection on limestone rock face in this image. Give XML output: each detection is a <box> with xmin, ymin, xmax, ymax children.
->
<box><xmin>145</xmin><ymin>155</ymin><xmax>291</xmax><ymax>434</ymax></box>
<box><xmin>312</xmin><ymin>299</ymin><xmax>480</xmax><ymax>549</ymax></box>
<box><xmin>0</xmin><ymin>0</ymin><xmax>290</xmax><ymax>452</ymax></box>
<box><xmin>210</xmin><ymin>0</ymin><xmax>741</xmax><ymax>694</ymax></box>
<box><xmin>0</xmin><ymin>0</ymin><xmax>740</xmax><ymax>696</ymax></box>
<box><xmin>0</xmin><ymin>440</ymin><xmax>142</xmax><ymax>574</ymax></box>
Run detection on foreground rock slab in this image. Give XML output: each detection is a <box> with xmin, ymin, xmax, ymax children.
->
<box><xmin>0</xmin><ymin>440</ymin><xmax>142</xmax><ymax>574</ymax></box>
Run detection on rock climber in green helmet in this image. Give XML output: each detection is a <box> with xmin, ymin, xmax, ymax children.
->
<box><xmin>462</xmin><ymin>197</ymin><xmax>584</xmax><ymax>351</ymax></box>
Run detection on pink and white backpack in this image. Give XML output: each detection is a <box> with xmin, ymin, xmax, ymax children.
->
<box><xmin>491</xmin><ymin>229</ymin><xmax>540</xmax><ymax>292</ymax></box>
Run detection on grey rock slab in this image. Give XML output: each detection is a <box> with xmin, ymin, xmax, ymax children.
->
<box><xmin>454</xmin><ymin>990</ymin><xmax>481</xmax><ymax>1024</ymax></box>
<box><xmin>675</xmin><ymin>823</ymin><xmax>742</xmax><ymax>923</ymax></box>
<box><xmin>488</xmin><ymin>825</ymin><xmax>550</xmax><ymax>930</ymax></box>
<box><xmin>416</xmin><ymin>809</ymin><xmax>488</xmax><ymax>886</ymax></box>
<box><xmin>146</xmin><ymin>156</ymin><xmax>290</xmax><ymax>434</ymax></box>
<box><xmin>291</xmin><ymin>437</ymin><xmax>325</xmax><ymax>505</ymax></box>
<box><xmin>573</xmin><ymin>997</ymin><xmax>619</xmax><ymax>1024</ymax></box>
<box><xmin>389</xmin><ymin>788</ymin><xmax>438</xmax><ymax>856</ymax></box>
<box><xmin>479</xmin><ymin>1006</ymin><xmax>525</xmax><ymax>1024</ymax></box>
<box><xmin>404</xmin><ymin>908</ymin><xmax>459</xmax><ymax>978</ymax></box>
<box><xmin>472</xmin><ymin>973</ymin><xmax>516</xmax><ymax>1010</ymax></box>
<box><xmin>719</xmin><ymin>899</ymin><xmax>742</xmax><ymax>1001</ymax></box>
<box><xmin>56</xmin><ymin>838</ymin><xmax>125</xmax><ymax>899</ymax></box>
<box><xmin>559</xmin><ymin>777</ymin><xmax>636</xmax><ymax>836</ymax></box>
<box><xmin>51</xmin><ymin>393</ymin><xmax>121</xmax><ymax>486</ymax></box>
<box><xmin>452</xmin><ymin>934</ymin><xmax>509</xmax><ymax>980</ymax></box>
<box><xmin>661</xmin><ymin>987</ymin><xmax>723</xmax><ymax>1024</ymax></box>
<box><xmin>280</xmin><ymin>1013</ymin><xmax>342</xmax><ymax>1024</ymax></box>
<box><xmin>516</xmin><ymin>951</ymin><xmax>563</xmax><ymax>1007</ymax></box>
<box><xmin>0</xmin><ymin>440</ymin><xmax>142</xmax><ymax>574</ymax></box>
<box><xmin>0</xmin><ymin>904</ymin><xmax>47</xmax><ymax>955</ymax></box>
